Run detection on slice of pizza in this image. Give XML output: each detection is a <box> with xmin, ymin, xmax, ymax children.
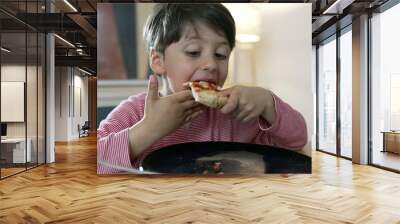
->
<box><xmin>184</xmin><ymin>81</ymin><xmax>228</xmax><ymax>109</ymax></box>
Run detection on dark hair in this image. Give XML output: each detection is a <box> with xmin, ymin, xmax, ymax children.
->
<box><xmin>144</xmin><ymin>3</ymin><xmax>236</xmax><ymax>54</ymax></box>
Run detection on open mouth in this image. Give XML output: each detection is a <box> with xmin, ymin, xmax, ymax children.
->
<box><xmin>183</xmin><ymin>80</ymin><xmax>218</xmax><ymax>90</ymax></box>
<box><xmin>193</xmin><ymin>79</ymin><xmax>217</xmax><ymax>85</ymax></box>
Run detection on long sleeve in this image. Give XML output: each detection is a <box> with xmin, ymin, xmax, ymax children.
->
<box><xmin>97</xmin><ymin>93</ymin><xmax>146</xmax><ymax>174</ymax></box>
<box><xmin>97</xmin><ymin>92</ymin><xmax>307</xmax><ymax>174</ymax></box>
<box><xmin>254</xmin><ymin>94</ymin><xmax>308</xmax><ymax>150</ymax></box>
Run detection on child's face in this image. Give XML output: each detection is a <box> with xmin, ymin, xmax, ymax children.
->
<box><xmin>153</xmin><ymin>22</ymin><xmax>231</xmax><ymax>92</ymax></box>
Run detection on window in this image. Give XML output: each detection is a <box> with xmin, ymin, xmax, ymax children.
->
<box><xmin>370</xmin><ymin>2</ymin><xmax>400</xmax><ymax>171</ymax></box>
<box><xmin>340</xmin><ymin>28</ymin><xmax>352</xmax><ymax>158</ymax></box>
<box><xmin>0</xmin><ymin>1</ymin><xmax>47</xmax><ymax>179</ymax></box>
<box><xmin>318</xmin><ymin>36</ymin><xmax>337</xmax><ymax>154</ymax></box>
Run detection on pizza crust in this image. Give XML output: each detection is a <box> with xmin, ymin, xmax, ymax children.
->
<box><xmin>185</xmin><ymin>81</ymin><xmax>228</xmax><ymax>108</ymax></box>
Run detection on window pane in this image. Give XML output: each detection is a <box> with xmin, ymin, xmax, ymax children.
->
<box><xmin>371</xmin><ymin>3</ymin><xmax>400</xmax><ymax>171</ymax></box>
<box><xmin>340</xmin><ymin>29</ymin><xmax>352</xmax><ymax>158</ymax></box>
<box><xmin>318</xmin><ymin>37</ymin><xmax>337</xmax><ymax>154</ymax></box>
<box><xmin>1</xmin><ymin>30</ymin><xmax>28</xmax><ymax>177</ymax></box>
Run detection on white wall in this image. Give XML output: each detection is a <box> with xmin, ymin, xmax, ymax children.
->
<box><xmin>253</xmin><ymin>4</ymin><xmax>313</xmax><ymax>156</ymax></box>
<box><xmin>55</xmin><ymin>67</ymin><xmax>68</xmax><ymax>141</ymax></box>
<box><xmin>55</xmin><ymin>67</ymin><xmax>89</xmax><ymax>141</ymax></box>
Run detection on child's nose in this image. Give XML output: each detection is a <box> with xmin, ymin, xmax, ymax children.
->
<box><xmin>201</xmin><ymin>56</ymin><xmax>217</xmax><ymax>72</ymax></box>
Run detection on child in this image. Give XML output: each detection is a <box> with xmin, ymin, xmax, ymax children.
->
<box><xmin>97</xmin><ymin>3</ymin><xmax>307</xmax><ymax>174</ymax></box>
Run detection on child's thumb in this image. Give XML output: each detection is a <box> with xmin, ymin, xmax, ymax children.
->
<box><xmin>146</xmin><ymin>75</ymin><xmax>159</xmax><ymax>102</ymax></box>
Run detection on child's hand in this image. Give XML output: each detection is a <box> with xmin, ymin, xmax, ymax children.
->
<box><xmin>219</xmin><ymin>86</ymin><xmax>276</xmax><ymax>123</ymax></box>
<box><xmin>129</xmin><ymin>75</ymin><xmax>204</xmax><ymax>158</ymax></box>
<box><xmin>143</xmin><ymin>75</ymin><xmax>204</xmax><ymax>138</ymax></box>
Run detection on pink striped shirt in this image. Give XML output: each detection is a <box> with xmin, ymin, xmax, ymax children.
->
<box><xmin>97</xmin><ymin>92</ymin><xmax>307</xmax><ymax>174</ymax></box>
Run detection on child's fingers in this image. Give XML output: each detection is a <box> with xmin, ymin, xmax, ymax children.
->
<box><xmin>181</xmin><ymin>99</ymin><xmax>199</xmax><ymax>110</ymax></box>
<box><xmin>183</xmin><ymin>108</ymin><xmax>193</xmax><ymax>118</ymax></box>
<box><xmin>183</xmin><ymin>106</ymin><xmax>204</xmax><ymax>121</ymax></box>
<box><xmin>184</xmin><ymin>110</ymin><xmax>204</xmax><ymax>123</ymax></box>
<box><xmin>220</xmin><ymin>91</ymin><xmax>239</xmax><ymax>114</ymax></box>
<box><xmin>173</xmin><ymin>90</ymin><xmax>194</xmax><ymax>102</ymax></box>
<box><xmin>237</xmin><ymin>103</ymin><xmax>255</xmax><ymax>120</ymax></box>
<box><xmin>183</xmin><ymin>104</ymin><xmax>204</xmax><ymax>117</ymax></box>
<box><xmin>243</xmin><ymin>108</ymin><xmax>263</xmax><ymax>122</ymax></box>
<box><xmin>242</xmin><ymin>113</ymin><xmax>257</xmax><ymax>122</ymax></box>
<box><xmin>191</xmin><ymin>104</ymin><xmax>207</xmax><ymax>112</ymax></box>
<box><xmin>236</xmin><ymin>109</ymin><xmax>252</xmax><ymax>122</ymax></box>
<box><xmin>182</xmin><ymin>82</ymin><xmax>191</xmax><ymax>89</ymax></box>
<box><xmin>146</xmin><ymin>74</ymin><xmax>159</xmax><ymax>102</ymax></box>
<box><xmin>191</xmin><ymin>110</ymin><xmax>204</xmax><ymax>119</ymax></box>
<box><xmin>180</xmin><ymin>100</ymin><xmax>198</xmax><ymax>112</ymax></box>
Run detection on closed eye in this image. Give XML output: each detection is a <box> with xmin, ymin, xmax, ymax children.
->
<box><xmin>186</xmin><ymin>51</ymin><xmax>200</xmax><ymax>57</ymax></box>
<box><xmin>215</xmin><ymin>53</ymin><xmax>227</xmax><ymax>60</ymax></box>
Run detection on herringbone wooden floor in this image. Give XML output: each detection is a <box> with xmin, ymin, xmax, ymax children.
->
<box><xmin>1</xmin><ymin>135</ymin><xmax>400</xmax><ymax>224</ymax></box>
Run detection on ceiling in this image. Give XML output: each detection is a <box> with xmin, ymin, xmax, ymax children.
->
<box><xmin>0</xmin><ymin>0</ymin><xmax>392</xmax><ymax>75</ymax></box>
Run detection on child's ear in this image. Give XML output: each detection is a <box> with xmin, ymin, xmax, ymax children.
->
<box><xmin>149</xmin><ymin>49</ymin><xmax>166</xmax><ymax>75</ymax></box>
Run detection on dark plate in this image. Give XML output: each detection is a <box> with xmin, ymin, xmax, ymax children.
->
<box><xmin>141</xmin><ymin>142</ymin><xmax>311</xmax><ymax>175</ymax></box>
